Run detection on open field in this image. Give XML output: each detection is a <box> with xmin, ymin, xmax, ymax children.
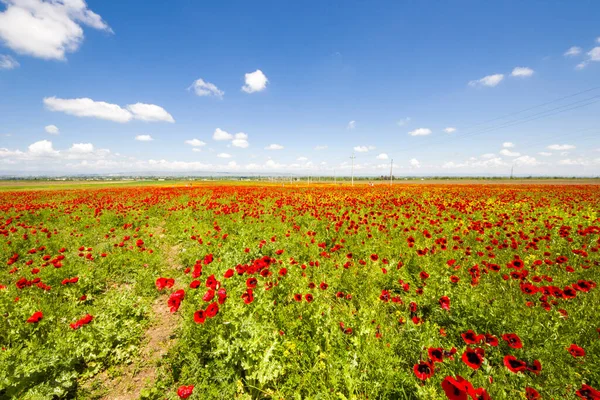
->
<box><xmin>1</xmin><ymin>183</ymin><xmax>599</xmax><ymax>399</ymax></box>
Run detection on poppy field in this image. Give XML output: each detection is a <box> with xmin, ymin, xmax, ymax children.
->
<box><xmin>1</xmin><ymin>183</ymin><xmax>599</xmax><ymax>399</ymax></box>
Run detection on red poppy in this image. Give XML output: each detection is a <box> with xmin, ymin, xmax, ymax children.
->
<box><xmin>242</xmin><ymin>289</ymin><xmax>254</xmax><ymax>304</ymax></box>
<box><xmin>525</xmin><ymin>387</ymin><xmax>541</xmax><ymax>400</ymax></box>
<box><xmin>224</xmin><ymin>269</ymin><xmax>234</xmax><ymax>278</ymax></box>
<box><xmin>413</xmin><ymin>360</ymin><xmax>434</xmax><ymax>380</ymax></box>
<box><xmin>461</xmin><ymin>330</ymin><xmax>483</xmax><ymax>345</ymax></box>
<box><xmin>26</xmin><ymin>311</ymin><xmax>43</xmax><ymax>323</ymax></box>
<box><xmin>246</xmin><ymin>277</ymin><xmax>257</xmax><ymax>289</ymax></box>
<box><xmin>319</xmin><ymin>282</ymin><xmax>328</xmax><ymax>290</ymax></box>
<box><xmin>527</xmin><ymin>359</ymin><xmax>542</xmax><ymax>375</ymax></box>
<box><xmin>294</xmin><ymin>293</ymin><xmax>302</xmax><ymax>302</ymax></box>
<box><xmin>206</xmin><ymin>302</ymin><xmax>219</xmax><ymax>318</ymax></box>
<box><xmin>70</xmin><ymin>314</ymin><xmax>93</xmax><ymax>330</ymax></box>
<box><xmin>441</xmin><ymin>375</ymin><xmax>470</xmax><ymax>400</ymax></box>
<box><xmin>575</xmin><ymin>384</ymin><xmax>600</xmax><ymax>399</ymax></box>
<box><xmin>469</xmin><ymin>387</ymin><xmax>491</xmax><ymax>400</ymax></box>
<box><xmin>503</xmin><ymin>355</ymin><xmax>527</xmax><ymax>373</ymax></box>
<box><xmin>189</xmin><ymin>280</ymin><xmax>201</xmax><ymax>289</ymax></box>
<box><xmin>193</xmin><ymin>309</ymin><xmax>206</xmax><ymax>324</ymax></box>
<box><xmin>379</xmin><ymin>290</ymin><xmax>390</xmax><ymax>302</ymax></box>
<box><xmin>155</xmin><ymin>277</ymin><xmax>174</xmax><ymax>291</ymax></box>
<box><xmin>502</xmin><ymin>333</ymin><xmax>523</xmax><ymax>349</ymax></box>
<box><xmin>177</xmin><ymin>385</ymin><xmax>194</xmax><ymax>399</ymax></box>
<box><xmin>450</xmin><ymin>275</ymin><xmax>460</xmax><ymax>283</ymax></box>
<box><xmin>428</xmin><ymin>347</ymin><xmax>444</xmax><ymax>363</ymax></box>
<box><xmin>568</xmin><ymin>344</ymin><xmax>585</xmax><ymax>358</ymax></box>
<box><xmin>370</xmin><ymin>254</ymin><xmax>378</xmax><ymax>261</ymax></box>
<box><xmin>305</xmin><ymin>293</ymin><xmax>314</xmax><ymax>302</ymax></box>
<box><xmin>439</xmin><ymin>296</ymin><xmax>450</xmax><ymax>310</ymax></box>
<box><xmin>484</xmin><ymin>333</ymin><xmax>498</xmax><ymax>347</ymax></box>
<box><xmin>167</xmin><ymin>289</ymin><xmax>185</xmax><ymax>313</ymax></box>
<box><xmin>462</xmin><ymin>348</ymin><xmax>483</xmax><ymax>370</ymax></box>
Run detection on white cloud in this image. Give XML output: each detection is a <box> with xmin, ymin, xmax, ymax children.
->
<box><xmin>184</xmin><ymin>139</ymin><xmax>206</xmax><ymax>147</ymax></box>
<box><xmin>588</xmin><ymin>47</ymin><xmax>600</xmax><ymax>62</ymax></box>
<box><xmin>444</xmin><ymin>127</ymin><xmax>456</xmax><ymax>133</ymax></box>
<box><xmin>347</xmin><ymin>120</ymin><xmax>356</xmax><ymax>129</ymax></box>
<box><xmin>135</xmin><ymin>135</ymin><xmax>153</xmax><ymax>142</ymax></box>
<box><xmin>409</xmin><ymin>158</ymin><xmax>420</xmax><ymax>168</ymax></box>
<box><xmin>265</xmin><ymin>144</ymin><xmax>283</xmax><ymax>150</ymax></box>
<box><xmin>481</xmin><ymin>153</ymin><xmax>496</xmax><ymax>159</ymax></box>
<box><xmin>511</xmin><ymin>67</ymin><xmax>534</xmax><ymax>77</ymax></box>
<box><xmin>547</xmin><ymin>144</ymin><xmax>575</xmax><ymax>151</ymax></box>
<box><xmin>232</xmin><ymin>132</ymin><xmax>249</xmax><ymax>148</ymax></box>
<box><xmin>69</xmin><ymin>143</ymin><xmax>94</xmax><ymax>153</ymax></box>
<box><xmin>538</xmin><ymin>152</ymin><xmax>552</xmax><ymax>156</ymax></box>
<box><xmin>397</xmin><ymin>117</ymin><xmax>411</xmax><ymax>127</ymax></box>
<box><xmin>126</xmin><ymin>103</ymin><xmax>174</xmax><ymax>123</ymax></box>
<box><xmin>500</xmin><ymin>149</ymin><xmax>520</xmax><ymax>157</ymax></box>
<box><xmin>189</xmin><ymin>78</ymin><xmax>224</xmax><ymax>98</ymax></box>
<box><xmin>45</xmin><ymin>124</ymin><xmax>59</xmax><ymax>134</ymax></box>
<box><xmin>315</xmin><ymin>145</ymin><xmax>328</xmax><ymax>150</ymax></box>
<box><xmin>0</xmin><ymin>54</ymin><xmax>19</xmax><ymax>69</ymax></box>
<box><xmin>376</xmin><ymin>153</ymin><xmax>388</xmax><ymax>160</ymax></box>
<box><xmin>468</xmin><ymin>74</ymin><xmax>504</xmax><ymax>87</ymax></box>
<box><xmin>217</xmin><ymin>152</ymin><xmax>232</xmax><ymax>158</ymax></box>
<box><xmin>514</xmin><ymin>155</ymin><xmax>540</xmax><ymax>166</ymax></box>
<box><xmin>28</xmin><ymin>140</ymin><xmax>57</xmax><ymax>156</ymax></box>
<box><xmin>213</xmin><ymin>128</ymin><xmax>233</xmax><ymax>141</ymax></box>
<box><xmin>408</xmin><ymin>128</ymin><xmax>432</xmax><ymax>136</ymax></box>
<box><xmin>242</xmin><ymin>69</ymin><xmax>268</xmax><ymax>93</ymax></box>
<box><xmin>297</xmin><ymin>156</ymin><xmax>308</xmax><ymax>161</ymax></box>
<box><xmin>0</xmin><ymin>0</ymin><xmax>112</xmax><ymax>60</ymax></box>
<box><xmin>43</xmin><ymin>97</ymin><xmax>174</xmax><ymax>123</ymax></box>
<box><xmin>597</xmin><ymin>37</ymin><xmax>600</xmax><ymax>44</ymax></box>
<box><xmin>353</xmin><ymin>146</ymin><xmax>369</xmax><ymax>152</ymax></box>
<box><xmin>502</xmin><ymin>142</ymin><xmax>515</xmax><ymax>148</ymax></box>
<box><xmin>576</xmin><ymin>61</ymin><xmax>588</xmax><ymax>70</ymax></box>
<box><xmin>44</xmin><ymin>97</ymin><xmax>132</xmax><ymax>123</ymax></box>
<box><xmin>564</xmin><ymin>46</ymin><xmax>582</xmax><ymax>57</ymax></box>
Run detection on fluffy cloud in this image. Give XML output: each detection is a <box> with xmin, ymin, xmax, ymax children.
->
<box><xmin>408</xmin><ymin>128</ymin><xmax>431</xmax><ymax>136</ymax></box>
<box><xmin>212</xmin><ymin>128</ymin><xmax>233</xmax><ymax>141</ymax></box>
<box><xmin>468</xmin><ymin>74</ymin><xmax>504</xmax><ymax>87</ymax></box>
<box><xmin>45</xmin><ymin>124</ymin><xmax>59</xmax><ymax>134</ymax></box>
<box><xmin>297</xmin><ymin>156</ymin><xmax>308</xmax><ymax>161</ymax></box>
<box><xmin>514</xmin><ymin>155</ymin><xmax>540</xmax><ymax>166</ymax></box>
<box><xmin>0</xmin><ymin>54</ymin><xmax>19</xmax><ymax>69</ymax></box>
<box><xmin>135</xmin><ymin>135</ymin><xmax>153</xmax><ymax>141</ymax></box>
<box><xmin>69</xmin><ymin>143</ymin><xmax>94</xmax><ymax>153</ymax></box>
<box><xmin>511</xmin><ymin>67</ymin><xmax>534</xmax><ymax>77</ymax></box>
<box><xmin>588</xmin><ymin>47</ymin><xmax>600</xmax><ymax>62</ymax></box>
<box><xmin>444</xmin><ymin>127</ymin><xmax>456</xmax><ymax>133</ymax></box>
<box><xmin>500</xmin><ymin>149</ymin><xmax>520</xmax><ymax>157</ymax></box>
<box><xmin>0</xmin><ymin>0</ymin><xmax>112</xmax><ymax>60</ymax></box>
<box><xmin>242</xmin><ymin>69</ymin><xmax>268</xmax><ymax>93</ymax></box>
<box><xmin>189</xmin><ymin>78</ymin><xmax>224</xmax><ymax>98</ymax></box>
<box><xmin>409</xmin><ymin>158</ymin><xmax>420</xmax><ymax>168</ymax></box>
<box><xmin>547</xmin><ymin>144</ymin><xmax>575</xmax><ymax>151</ymax></box>
<box><xmin>347</xmin><ymin>120</ymin><xmax>356</xmax><ymax>129</ymax></box>
<box><xmin>265</xmin><ymin>144</ymin><xmax>284</xmax><ymax>150</ymax></box>
<box><xmin>538</xmin><ymin>152</ymin><xmax>552</xmax><ymax>156</ymax></box>
<box><xmin>502</xmin><ymin>142</ymin><xmax>515</xmax><ymax>148</ymax></box>
<box><xmin>564</xmin><ymin>46</ymin><xmax>582</xmax><ymax>57</ymax></box>
<box><xmin>28</xmin><ymin>139</ymin><xmax>57</xmax><ymax>156</ymax></box>
<box><xmin>184</xmin><ymin>139</ymin><xmax>206</xmax><ymax>147</ymax></box>
<box><xmin>43</xmin><ymin>97</ymin><xmax>174</xmax><ymax>123</ymax></box>
<box><xmin>232</xmin><ymin>132</ymin><xmax>249</xmax><ymax>148</ymax></box>
<box><xmin>376</xmin><ymin>153</ymin><xmax>388</xmax><ymax>160</ymax></box>
<box><xmin>314</xmin><ymin>145</ymin><xmax>328</xmax><ymax>150</ymax></box>
<box><xmin>353</xmin><ymin>145</ymin><xmax>375</xmax><ymax>152</ymax></box>
<box><xmin>126</xmin><ymin>103</ymin><xmax>175</xmax><ymax>123</ymax></box>
<box><xmin>217</xmin><ymin>153</ymin><xmax>232</xmax><ymax>158</ymax></box>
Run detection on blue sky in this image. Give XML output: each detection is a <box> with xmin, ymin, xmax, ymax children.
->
<box><xmin>0</xmin><ymin>0</ymin><xmax>599</xmax><ymax>176</ymax></box>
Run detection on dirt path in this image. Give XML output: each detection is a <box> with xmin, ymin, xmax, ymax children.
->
<box><xmin>95</xmin><ymin>223</ymin><xmax>182</xmax><ymax>400</ymax></box>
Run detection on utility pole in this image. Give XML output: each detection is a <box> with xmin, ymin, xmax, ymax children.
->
<box><xmin>350</xmin><ymin>152</ymin><xmax>356</xmax><ymax>186</ymax></box>
<box><xmin>389</xmin><ymin>159</ymin><xmax>393</xmax><ymax>186</ymax></box>
<box><xmin>510</xmin><ymin>165</ymin><xmax>514</xmax><ymax>179</ymax></box>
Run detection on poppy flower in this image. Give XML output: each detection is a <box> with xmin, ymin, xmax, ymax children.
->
<box><xmin>413</xmin><ymin>360</ymin><xmax>434</xmax><ymax>380</ymax></box>
<box><xmin>206</xmin><ymin>302</ymin><xmax>219</xmax><ymax>318</ymax></box>
<box><xmin>189</xmin><ymin>280</ymin><xmax>201</xmax><ymax>289</ymax></box>
<box><xmin>567</xmin><ymin>344</ymin><xmax>585</xmax><ymax>358</ymax></box>
<box><xmin>441</xmin><ymin>375</ymin><xmax>470</xmax><ymax>400</ymax></box>
<box><xmin>278</xmin><ymin>268</ymin><xmax>288</xmax><ymax>276</ymax></box>
<box><xmin>525</xmin><ymin>387</ymin><xmax>541</xmax><ymax>400</ymax></box>
<box><xmin>223</xmin><ymin>269</ymin><xmax>234</xmax><ymax>278</ymax></box>
<box><xmin>469</xmin><ymin>387</ymin><xmax>491</xmax><ymax>400</ymax></box>
<box><xmin>439</xmin><ymin>296</ymin><xmax>450</xmax><ymax>310</ymax></box>
<box><xmin>461</xmin><ymin>330</ymin><xmax>483</xmax><ymax>345</ymax></box>
<box><xmin>370</xmin><ymin>254</ymin><xmax>378</xmax><ymax>261</ymax></box>
<box><xmin>575</xmin><ymin>384</ymin><xmax>600</xmax><ymax>399</ymax></box>
<box><xmin>319</xmin><ymin>282</ymin><xmax>328</xmax><ymax>290</ymax></box>
<box><xmin>527</xmin><ymin>359</ymin><xmax>542</xmax><ymax>375</ymax></box>
<box><xmin>26</xmin><ymin>311</ymin><xmax>43</xmax><ymax>323</ymax></box>
<box><xmin>70</xmin><ymin>314</ymin><xmax>93</xmax><ymax>330</ymax></box>
<box><xmin>450</xmin><ymin>275</ymin><xmax>460</xmax><ymax>283</ymax></box>
<box><xmin>294</xmin><ymin>293</ymin><xmax>302</xmax><ymax>302</ymax></box>
<box><xmin>484</xmin><ymin>334</ymin><xmax>498</xmax><ymax>347</ymax></box>
<box><xmin>202</xmin><ymin>289</ymin><xmax>215</xmax><ymax>302</ymax></box>
<box><xmin>167</xmin><ymin>289</ymin><xmax>185</xmax><ymax>313</ymax></box>
<box><xmin>305</xmin><ymin>293</ymin><xmax>313</xmax><ymax>302</ymax></box>
<box><xmin>462</xmin><ymin>348</ymin><xmax>483</xmax><ymax>370</ymax></box>
<box><xmin>193</xmin><ymin>310</ymin><xmax>206</xmax><ymax>324</ymax></box>
<box><xmin>246</xmin><ymin>277</ymin><xmax>257</xmax><ymax>289</ymax></box>
<box><xmin>379</xmin><ymin>290</ymin><xmax>390</xmax><ymax>302</ymax></box>
<box><xmin>242</xmin><ymin>289</ymin><xmax>254</xmax><ymax>304</ymax></box>
<box><xmin>155</xmin><ymin>277</ymin><xmax>174</xmax><ymax>291</ymax></box>
<box><xmin>177</xmin><ymin>385</ymin><xmax>194</xmax><ymax>399</ymax></box>
<box><xmin>502</xmin><ymin>333</ymin><xmax>523</xmax><ymax>349</ymax></box>
<box><xmin>428</xmin><ymin>347</ymin><xmax>444</xmax><ymax>363</ymax></box>
<box><xmin>503</xmin><ymin>355</ymin><xmax>527</xmax><ymax>373</ymax></box>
